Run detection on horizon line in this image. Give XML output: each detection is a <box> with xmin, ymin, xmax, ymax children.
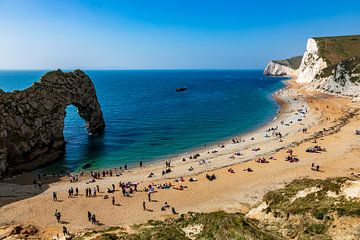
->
<box><xmin>0</xmin><ymin>68</ymin><xmax>264</xmax><ymax>71</ymax></box>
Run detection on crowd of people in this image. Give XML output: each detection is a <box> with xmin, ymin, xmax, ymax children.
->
<box><xmin>44</xmin><ymin>96</ymin><xmax>328</xmax><ymax>239</ymax></box>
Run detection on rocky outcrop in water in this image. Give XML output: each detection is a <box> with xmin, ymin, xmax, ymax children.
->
<box><xmin>0</xmin><ymin>70</ymin><xmax>105</xmax><ymax>177</ymax></box>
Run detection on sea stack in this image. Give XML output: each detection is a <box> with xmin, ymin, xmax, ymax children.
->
<box><xmin>0</xmin><ymin>69</ymin><xmax>105</xmax><ymax>177</ymax></box>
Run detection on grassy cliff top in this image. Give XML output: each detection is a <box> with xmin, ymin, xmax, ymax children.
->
<box><xmin>314</xmin><ymin>35</ymin><xmax>360</xmax><ymax>65</ymax></box>
<box><xmin>273</xmin><ymin>55</ymin><xmax>303</xmax><ymax>69</ymax></box>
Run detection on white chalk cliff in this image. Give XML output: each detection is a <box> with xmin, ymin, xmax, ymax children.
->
<box><xmin>264</xmin><ymin>55</ymin><xmax>303</xmax><ymax>76</ymax></box>
<box><xmin>266</xmin><ymin>35</ymin><xmax>360</xmax><ymax>97</ymax></box>
<box><xmin>306</xmin><ymin>57</ymin><xmax>360</xmax><ymax>97</ymax></box>
<box><xmin>264</xmin><ymin>61</ymin><xmax>297</xmax><ymax>76</ymax></box>
<box><xmin>297</xmin><ymin>38</ymin><xmax>328</xmax><ymax>83</ymax></box>
<box><xmin>295</xmin><ymin>36</ymin><xmax>360</xmax><ymax>97</ymax></box>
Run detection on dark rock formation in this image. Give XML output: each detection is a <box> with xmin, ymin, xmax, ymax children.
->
<box><xmin>0</xmin><ymin>70</ymin><xmax>105</xmax><ymax>177</ymax></box>
<box><xmin>176</xmin><ymin>87</ymin><xmax>187</xmax><ymax>92</ymax></box>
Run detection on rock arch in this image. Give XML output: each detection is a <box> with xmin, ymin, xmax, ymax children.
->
<box><xmin>0</xmin><ymin>70</ymin><xmax>105</xmax><ymax>177</ymax></box>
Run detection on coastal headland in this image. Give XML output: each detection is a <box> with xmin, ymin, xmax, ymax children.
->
<box><xmin>2</xmin><ymin>34</ymin><xmax>360</xmax><ymax>239</ymax></box>
<box><xmin>2</xmin><ymin>76</ymin><xmax>360</xmax><ymax>239</ymax></box>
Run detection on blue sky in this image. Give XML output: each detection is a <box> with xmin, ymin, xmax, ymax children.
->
<box><xmin>0</xmin><ymin>0</ymin><xmax>359</xmax><ymax>69</ymax></box>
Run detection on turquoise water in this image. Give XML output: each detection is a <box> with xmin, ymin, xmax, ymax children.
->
<box><xmin>0</xmin><ymin>70</ymin><xmax>285</xmax><ymax>171</ymax></box>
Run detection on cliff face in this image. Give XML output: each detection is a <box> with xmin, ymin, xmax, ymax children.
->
<box><xmin>307</xmin><ymin>57</ymin><xmax>360</xmax><ymax>97</ymax></box>
<box><xmin>296</xmin><ymin>35</ymin><xmax>360</xmax><ymax>96</ymax></box>
<box><xmin>264</xmin><ymin>61</ymin><xmax>296</xmax><ymax>76</ymax></box>
<box><xmin>297</xmin><ymin>38</ymin><xmax>328</xmax><ymax>83</ymax></box>
<box><xmin>265</xmin><ymin>35</ymin><xmax>360</xmax><ymax>97</ymax></box>
<box><xmin>264</xmin><ymin>56</ymin><xmax>302</xmax><ymax>76</ymax></box>
<box><xmin>0</xmin><ymin>70</ymin><xmax>105</xmax><ymax>177</ymax></box>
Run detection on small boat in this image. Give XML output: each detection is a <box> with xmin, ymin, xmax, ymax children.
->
<box><xmin>176</xmin><ymin>87</ymin><xmax>187</xmax><ymax>92</ymax></box>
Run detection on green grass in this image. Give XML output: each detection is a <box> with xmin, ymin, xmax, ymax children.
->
<box><xmin>262</xmin><ymin>177</ymin><xmax>360</xmax><ymax>239</ymax></box>
<box><xmin>312</xmin><ymin>35</ymin><xmax>360</xmax><ymax>83</ymax></box>
<box><xmin>273</xmin><ymin>55</ymin><xmax>303</xmax><ymax>70</ymax></box>
<box><xmin>314</xmin><ymin>35</ymin><xmax>360</xmax><ymax>66</ymax></box>
<box><xmin>80</xmin><ymin>211</ymin><xmax>282</xmax><ymax>240</ymax></box>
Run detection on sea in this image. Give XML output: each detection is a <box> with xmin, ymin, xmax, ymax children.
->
<box><xmin>0</xmin><ymin>70</ymin><xmax>286</xmax><ymax>172</ymax></box>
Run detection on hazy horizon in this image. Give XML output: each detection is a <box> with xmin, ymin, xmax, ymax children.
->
<box><xmin>0</xmin><ymin>0</ymin><xmax>359</xmax><ymax>70</ymax></box>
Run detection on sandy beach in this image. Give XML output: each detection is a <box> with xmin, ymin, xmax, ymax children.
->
<box><xmin>1</xmin><ymin>78</ymin><xmax>360</xmax><ymax>239</ymax></box>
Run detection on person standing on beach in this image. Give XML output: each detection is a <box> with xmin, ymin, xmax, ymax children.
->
<box><xmin>143</xmin><ymin>201</ymin><xmax>146</xmax><ymax>211</ymax></box>
<box><xmin>148</xmin><ymin>192</ymin><xmax>151</xmax><ymax>202</ymax></box>
<box><xmin>122</xmin><ymin>186</ymin><xmax>126</xmax><ymax>197</ymax></box>
<box><xmin>112</xmin><ymin>196</ymin><xmax>115</xmax><ymax>205</ymax></box>
<box><xmin>53</xmin><ymin>192</ymin><xmax>57</xmax><ymax>201</ymax></box>
<box><xmin>87</xmin><ymin>211</ymin><xmax>92</xmax><ymax>221</ymax></box>
<box><xmin>140</xmin><ymin>161</ymin><xmax>143</xmax><ymax>167</ymax></box>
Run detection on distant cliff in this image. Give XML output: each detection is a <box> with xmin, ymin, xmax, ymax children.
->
<box><xmin>265</xmin><ymin>35</ymin><xmax>360</xmax><ymax>97</ymax></box>
<box><xmin>0</xmin><ymin>70</ymin><xmax>105</xmax><ymax>177</ymax></box>
<box><xmin>264</xmin><ymin>56</ymin><xmax>302</xmax><ymax>76</ymax></box>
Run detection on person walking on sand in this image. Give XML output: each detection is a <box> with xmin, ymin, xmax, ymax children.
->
<box><xmin>87</xmin><ymin>211</ymin><xmax>92</xmax><ymax>221</ymax></box>
<box><xmin>91</xmin><ymin>214</ymin><xmax>96</xmax><ymax>224</ymax></box>
<box><xmin>148</xmin><ymin>192</ymin><xmax>151</xmax><ymax>202</ymax></box>
<box><xmin>55</xmin><ymin>210</ymin><xmax>61</xmax><ymax>223</ymax></box>
<box><xmin>62</xmin><ymin>226</ymin><xmax>68</xmax><ymax>236</ymax></box>
<box><xmin>112</xmin><ymin>196</ymin><xmax>115</xmax><ymax>205</ymax></box>
<box><xmin>143</xmin><ymin>201</ymin><xmax>146</xmax><ymax>211</ymax></box>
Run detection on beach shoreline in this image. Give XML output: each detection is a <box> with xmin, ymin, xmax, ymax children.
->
<box><xmin>2</xmin><ymin>78</ymin><xmax>289</xmax><ymax>182</ymax></box>
<box><xmin>2</xmin><ymin>77</ymin><xmax>360</xmax><ymax>238</ymax></box>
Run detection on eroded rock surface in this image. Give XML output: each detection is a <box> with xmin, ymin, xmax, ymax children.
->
<box><xmin>0</xmin><ymin>70</ymin><xmax>105</xmax><ymax>177</ymax></box>
<box><xmin>264</xmin><ymin>56</ymin><xmax>302</xmax><ymax>76</ymax></box>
